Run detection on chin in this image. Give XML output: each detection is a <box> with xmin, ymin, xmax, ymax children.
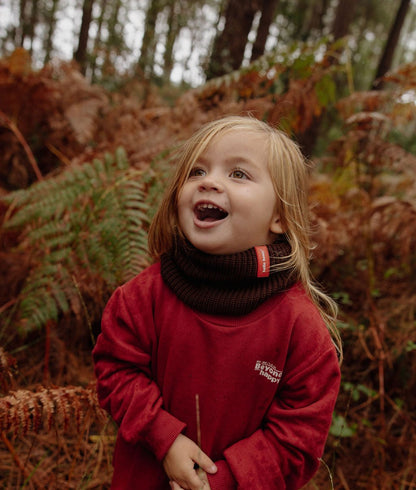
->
<box><xmin>184</xmin><ymin>232</ymin><xmax>251</xmax><ymax>255</ymax></box>
<box><xmin>189</xmin><ymin>240</ymin><xmax>226</xmax><ymax>255</ymax></box>
<box><xmin>197</xmin><ymin>243</ymin><xmax>242</xmax><ymax>255</ymax></box>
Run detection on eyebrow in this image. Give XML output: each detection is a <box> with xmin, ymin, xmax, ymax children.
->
<box><xmin>196</xmin><ymin>155</ymin><xmax>258</xmax><ymax>167</ymax></box>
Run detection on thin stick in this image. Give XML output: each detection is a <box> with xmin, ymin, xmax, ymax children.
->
<box><xmin>72</xmin><ymin>275</ymin><xmax>96</xmax><ymax>345</ymax></box>
<box><xmin>194</xmin><ymin>395</ymin><xmax>211</xmax><ymax>488</ymax></box>
<box><xmin>43</xmin><ymin>320</ymin><xmax>52</xmax><ymax>385</ymax></box>
<box><xmin>319</xmin><ymin>458</ymin><xmax>335</xmax><ymax>490</ymax></box>
<box><xmin>1</xmin><ymin>431</ymin><xmax>36</xmax><ymax>489</ymax></box>
<box><xmin>0</xmin><ymin>298</ymin><xmax>17</xmax><ymax>315</ymax></box>
<box><xmin>195</xmin><ymin>394</ymin><xmax>201</xmax><ymax>449</ymax></box>
<box><xmin>0</xmin><ymin>109</ymin><xmax>43</xmax><ymax>181</ymax></box>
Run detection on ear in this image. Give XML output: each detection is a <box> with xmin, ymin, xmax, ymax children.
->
<box><xmin>269</xmin><ymin>214</ymin><xmax>284</xmax><ymax>234</ymax></box>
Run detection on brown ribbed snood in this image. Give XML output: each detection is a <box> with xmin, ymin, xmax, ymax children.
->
<box><xmin>160</xmin><ymin>237</ymin><xmax>296</xmax><ymax>316</ymax></box>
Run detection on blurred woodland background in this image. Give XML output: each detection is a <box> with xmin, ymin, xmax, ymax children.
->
<box><xmin>0</xmin><ymin>0</ymin><xmax>416</xmax><ymax>488</ymax></box>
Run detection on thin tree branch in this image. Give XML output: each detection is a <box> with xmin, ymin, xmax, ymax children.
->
<box><xmin>0</xmin><ymin>109</ymin><xmax>43</xmax><ymax>181</ymax></box>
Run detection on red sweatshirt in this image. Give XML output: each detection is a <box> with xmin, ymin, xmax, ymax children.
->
<box><xmin>93</xmin><ymin>263</ymin><xmax>340</xmax><ymax>489</ymax></box>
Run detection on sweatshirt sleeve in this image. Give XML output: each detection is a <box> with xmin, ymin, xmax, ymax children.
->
<box><xmin>92</xmin><ymin>284</ymin><xmax>186</xmax><ymax>462</ymax></box>
<box><xmin>207</xmin><ymin>329</ymin><xmax>340</xmax><ymax>490</ymax></box>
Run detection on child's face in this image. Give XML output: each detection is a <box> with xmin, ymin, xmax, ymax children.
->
<box><xmin>177</xmin><ymin>129</ymin><xmax>283</xmax><ymax>255</ymax></box>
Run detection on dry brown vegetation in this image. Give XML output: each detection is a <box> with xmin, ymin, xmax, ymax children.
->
<box><xmin>0</xmin><ymin>47</ymin><xmax>415</xmax><ymax>488</ymax></box>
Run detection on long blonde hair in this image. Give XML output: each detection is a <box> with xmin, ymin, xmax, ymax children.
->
<box><xmin>148</xmin><ymin>115</ymin><xmax>342</xmax><ymax>360</ymax></box>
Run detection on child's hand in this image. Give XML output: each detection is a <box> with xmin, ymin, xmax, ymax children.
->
<box><xmin>170</xmin><ymin>474</ymin><xmax>212</xmax><ymax>490</ymax></box>
<box><xmin>163</xmin><ymin>434</ymin><xmax>217</xmax><ymax>490</ymax></box>
<box><xmin>169</xmin><ymin>468</ymin><xmax>212</xmax><ymax>490</ymax></box>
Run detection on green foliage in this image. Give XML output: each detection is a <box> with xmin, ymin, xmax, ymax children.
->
<box><xmin>2</xmin><ymin>148</ymin><xmax>149</xmax><ymax>334</ymax></box>
<box><xmin>314</xmin><ymin>74</ymin><xmax>337</xmax><ymax>107</ymax></box>
<box><xmin>342</xmin><ymin>382</ymin><xmax>377</xmax><ymax>401</ymax></box>
<box><xmin>330</xmin><ymin>381</ymin><xmax>377</xmax><ymax>438</ymax></box>
<box><xmin>331</xmin><ymin>291</ymin><xmax>352</xmax><ymax>306</ymax></box>
<box><xmin>406</xmin><ymin>340</ymin><xmax>416</xmax><ymax>352</ymax></box>
<box><xmin>330</xmin><ymin>413</ymin><xmax>357</xmax><ymax>438</ymax></box>
<box><xmin>388</xmin><ymin>127</ymin><xmax>416</xmax><ymax>155</ymax></box>
<box><xmin>145</xmin><ymin>147</ymin><xmax>178</xmax><ymax>220</ymax></box>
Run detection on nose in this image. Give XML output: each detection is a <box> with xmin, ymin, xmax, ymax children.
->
<box><xmin>198</xmin><ymin>174</ymin><xmax>223</xmax><ymax>192</ymax></box>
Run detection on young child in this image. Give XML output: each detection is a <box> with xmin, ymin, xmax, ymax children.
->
<box><xmin>93</xmin><ymin>115</ymin><xmax>342</xmax><ymax>490</ymax></box>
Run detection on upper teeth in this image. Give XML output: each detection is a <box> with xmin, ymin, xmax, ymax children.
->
<box><xmin>198</xmin><ymin>203</ymin><xmax>221</xmax><ymax>210</ymax></box>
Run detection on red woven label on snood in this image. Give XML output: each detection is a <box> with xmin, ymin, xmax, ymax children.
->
<box><xmin>255</xmin><ymin>246</ymin><xmax>270</xmax><ymax>278</ymax></box>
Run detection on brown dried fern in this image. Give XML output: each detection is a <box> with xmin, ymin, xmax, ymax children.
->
<box><xmin>0</xmin><ymin>383</ymin><xmax>107</xmax><ymax>437</ymax></box>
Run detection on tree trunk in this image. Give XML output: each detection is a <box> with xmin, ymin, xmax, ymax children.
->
<box><xmin>103</xmin><ymin>0</ymin><xmax>123</xmax><ymax>76</ymax></box>
<box><xmin>137</xmin><ymin>0</ymin><xmax>164</xmax><ymax>78</ymax></box>
<box><xmin>331</xmin><ymin>0</ymin><xmax>359</xmax><ymax>40</ymax></box>
<box><xmin>17</xmin><ymin>0</ymin><xmax>28</xmax><ymax>46</ymax></box>
<box><xmin>393</xmin><ymin>1</ymin><xmax>416</xmax><ymax>66</ymax></box>
<box><xmin>298</xmin><ymin>0</ymin><xmax>353</xmax><ymax>157</ymax></box>
<box><xmin>74</xmin><ymin>0</ymin><xmax>95</xmax><ymax>74</ymax></box>
<box><xmin>44</xmin><ymin>0</ymin><xmax>60</xmax><ymax>64</ymax></box>
<box><xmin>163</xmin><ymin>0</ymin><xmax>182</xmax><ymax>81</ymax></box>
<box><xmin>250</xmin><ymin>0</ymin><xmax>279</xmax><ymax>62</ymax></box>
<box><xmin>299</xmin><ymin>0</ymin><xmax>329</xmax><ymax>40</ymax></box>
<box><xmin>372</xmin><ymin>0</ymin><xmax>411</xmax><ymax>89</ymax></box>
<box><xmin>90</xmin><ymin>0</ymin><xmax>108</xmax><ymax>80</ymax></box>
<box><xmin>28</xmin><ymin>0</ymin><xmax>40</xmax><ymax>54</ymax></box>
<box><xmin>206</xmin><ymin>0</ymin><xmax>261</xmax><ymax>80</ymax></box>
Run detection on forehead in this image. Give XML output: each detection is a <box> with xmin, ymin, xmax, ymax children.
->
<box><xmin>198</xmin><ymin>128</ymin><xmax>269</xmax><ymax>159</ymax></box>
<box><xmin>209</xmin><ymin>127</ymin><xmax>267</xmax><ymax>144</ymax></box>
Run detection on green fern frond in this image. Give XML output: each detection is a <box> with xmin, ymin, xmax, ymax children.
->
<box><xmin>2</xmin><ymin>148</ymin><xmax>149</xmax><ymax>334</ymax></box>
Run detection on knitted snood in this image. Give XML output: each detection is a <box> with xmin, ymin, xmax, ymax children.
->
<box><xmin>160</xmin><ymin>237</ymin><xmax>296</xmax><ymax>315</ymax></box>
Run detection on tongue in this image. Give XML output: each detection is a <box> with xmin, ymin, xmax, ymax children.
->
<box><xmin>196</xmin><ymin>207</ymin><xmax>227</xmax><ymax>222</ymax></box>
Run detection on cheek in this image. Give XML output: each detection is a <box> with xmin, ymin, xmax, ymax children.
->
<box><xmin>177</xmin><ymin>190</ymin><xmax>193</xmax><ymax>227</ymax></box>
<box><xmin>177</xmin><ymin>181</ymin><xmax>192</xmax><ymax>202</ymax></box>
<box><xmin>176</xmin><ymin>188</ymin><xmax>187</xmax><ymax>213</ymax></box>
<box><xmin>177</xmin><ymin>202</ymin><xmax>186</xmax><ymax>227</ymax></box>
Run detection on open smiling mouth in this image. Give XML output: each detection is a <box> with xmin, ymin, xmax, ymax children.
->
<box><xmin>195</xmin><ymin>203</ymin><xmax>228</xmax><ymax>222</ymax></box>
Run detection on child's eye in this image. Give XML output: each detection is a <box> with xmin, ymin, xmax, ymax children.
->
<box><xmin>230</xmin><ymin>169</ymin><xmax>248</xmax><ymax>179</ymax></box>
<box><xmin>189</xmin><ymin>167</ymin><xmax>206</xmax><ymax>177</ymax></box>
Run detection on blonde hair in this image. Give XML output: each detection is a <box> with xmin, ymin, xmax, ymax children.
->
<box><xmin>148</xmin><ymin>115</ymin><xmax>342</xmax><ymax>360</ymax></box>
